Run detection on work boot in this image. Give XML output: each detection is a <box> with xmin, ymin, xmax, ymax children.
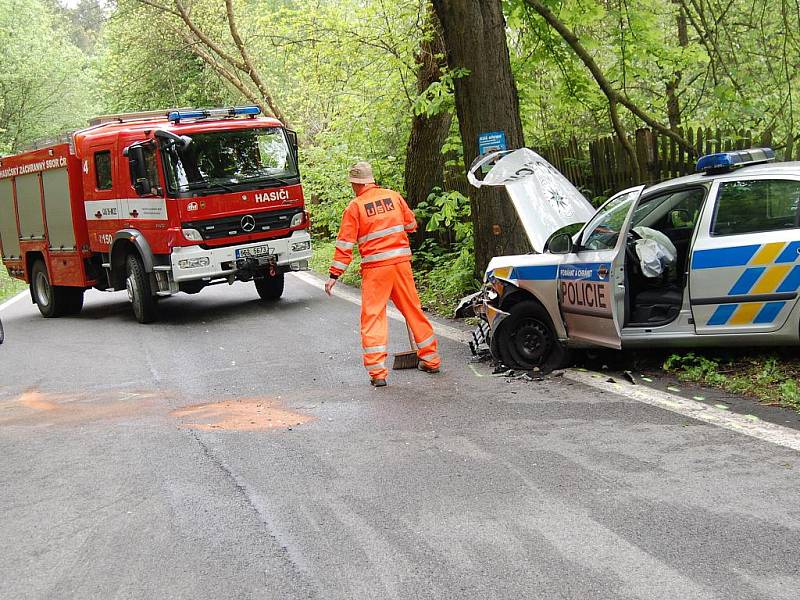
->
<box><xmin>370</xmin><ymin>378</ymin><xmax>387</xmax><ymax>387</ymax></box>
<box><xmin>418</xmin><ymin>362</ymin><xmax>440</xmax><ymax>374</ymax></box>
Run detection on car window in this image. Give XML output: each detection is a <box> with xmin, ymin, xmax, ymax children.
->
<box><xmin>632</xmin><ymin>188</ymin><xmax>706</xmax><ymax>230</ymax></box>
<box><xmin>94</xmin><ymin>150</ymin><xmax>112</xmax><ymax>190</ymax></box>
<box><xmin>712</xmin><ymin>179</ymin><xmax>800</xmax><ymax>236</ymax></box>
<box><xmin>581</xmin><ymin>189</ymin><xmax>639</xmax><ymax>251</ymax></box>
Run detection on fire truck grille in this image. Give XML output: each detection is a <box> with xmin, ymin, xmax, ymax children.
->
<box><xmin>183</xmin><ymin>208</ymin><xmax>302</xmax><ymax>241</ymax></box>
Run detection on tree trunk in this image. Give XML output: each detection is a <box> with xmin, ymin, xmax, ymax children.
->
<box><xmin>666</xmin><ymin>0</ymin><xmax>689</xmax><ymax>128</ymax></box>
<box><xmin>432</xmin><ymin>0</ymin><xmax>531</xmax><ymax>276</ymax></box>
<box><xmin>404</xmin><ymin>7</ymin><xmax>451</xmax><ymax>211</ymax></box>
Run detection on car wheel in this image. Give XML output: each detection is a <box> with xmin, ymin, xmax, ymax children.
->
<box><xmin>255</xmin><ymin>271</ymin><xmax>284</xmax><ymax>301</ymax></box>
<box><xmin>496</xmin><ymin>300</ymin><xmax>570</xmax><ymax>371</ymax></box>
<box><xmin>126</xmin><ymin>254</ymin><xmax>158</xmax><ymax>323</ymax></box>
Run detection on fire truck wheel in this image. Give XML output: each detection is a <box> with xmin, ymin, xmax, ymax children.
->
<box><xmin>497</xmin><ymin>300</ymin><xmax>570</xmax><ymax>372</ymax></box>
<box><xmin>125</xmin><ymin>254</ymin><xmax>159</xmax><ymax>323</ymax></box>
<box><xmin>31</xmin><ymin>259</ymin><xmax>62</xmax><ymax>318</ymax></box>
<box><xmin>61</xmin><ymin>288</ymin><xmax>84</xmax><ymax>316</ymax></box>
<box><xmin>255</xmin><ymin>271</ymin><xmax>285</xmax><ymax>301</ymax></box>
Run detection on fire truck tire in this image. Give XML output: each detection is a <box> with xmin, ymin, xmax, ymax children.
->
<box><xmin>497</xmin><ymin>300</ymin><xmax>570</xmax><ymax>372</ymax></box>
<box><xmin>31</xmin><ymin>259</ymin><xmax>67</xmax><ymax>318</ymax></box>
<box><xmin>61</xmin><ymin>288</ymin><xmax>84</xmax><ymax>316</ymax></box>
<box><xmin>125</xmin><ymin>254</ymin><xmax>159</xmax><ymax>323</ymax></box>
<box><xmin>255</xmin><ymin>271</ymin><xmax>284</xmax><ymax>301</ymax></box>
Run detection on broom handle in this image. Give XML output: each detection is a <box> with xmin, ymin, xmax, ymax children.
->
<box><xmin>406</xmin><ymin>320</ymin><xmax>418</xmax><ymax>351</ymax></box>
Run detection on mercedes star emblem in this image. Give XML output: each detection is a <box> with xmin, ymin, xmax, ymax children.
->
<box><xmin>241</xmin><ymin>214</ymin><xmax>256</xmax><ymax>232</ymax></box>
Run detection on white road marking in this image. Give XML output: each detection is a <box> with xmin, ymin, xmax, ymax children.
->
<box><xmin>293</xmin><ymin>270</ymin><xmax>800</xmax><ymax>453</ymax></box>
<box><xmin>565</xmin><ymin>370</ymin><xmax>800</xmax><ymax>453</ymax></box>
<box><xmin>0</xmin><ymin>290</ymin><xmax>27</xmax><ymax>313</ymax></box>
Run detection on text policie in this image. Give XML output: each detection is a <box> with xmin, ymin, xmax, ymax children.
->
<box><xmin>560</xmin><ymin>280</ymin><xmax>608</xmax><ymax>310</ymax></box>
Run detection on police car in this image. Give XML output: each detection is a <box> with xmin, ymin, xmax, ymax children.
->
<box><xmin>467</xmin><ymin>147</ymin><xmax>800</xmax><ymax>370</ymax></box>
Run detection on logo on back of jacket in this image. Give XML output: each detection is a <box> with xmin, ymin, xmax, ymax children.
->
<box><xmin>364</xmin><ymin>198</ymin><xmax>395</xmax><ymax>217</ymax></box>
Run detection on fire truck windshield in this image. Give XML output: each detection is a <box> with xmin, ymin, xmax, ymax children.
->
<box><xmin>161</xmin><ymin>127</ymin><xmax>298</xmax><ymax>195</ymax></box>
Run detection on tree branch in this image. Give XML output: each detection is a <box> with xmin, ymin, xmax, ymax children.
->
<box><xmin>523</xmin><ymin>0</ymin><xmax>694</xmax><ymax>153</ymax></box>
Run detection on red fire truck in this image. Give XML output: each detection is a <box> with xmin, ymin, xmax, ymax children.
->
<box><xmin>0</xmin><ymin>106</ymin><xmax>311</xmax><ymax>323</ymax></box>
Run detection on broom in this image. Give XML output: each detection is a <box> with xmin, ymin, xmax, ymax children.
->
<box><xmin>392</xmin><ymin>320</ymin><xmax>419</xmax><ymax>370</ymax></box>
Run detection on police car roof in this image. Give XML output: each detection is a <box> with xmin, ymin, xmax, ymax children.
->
<box><xmin>643</xmin><ymin>161</ymin><xmax>800</xmax><ymax>195</ymax></box>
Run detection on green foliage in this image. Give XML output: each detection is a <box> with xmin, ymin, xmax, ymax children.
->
<box><xmin>664</xmin><ymin>351</ymin><xmax>800</xmax><ymax>411</ymax></box>
<box><xmin>0</xmin><ymin>0</ymin><xmax>99</xmax><ymax>153</ymax></box>
<box><xmin>0</xmin><ymin>263</ymin><xmax>25</xmax><ymax>303</ymax></box>
<box><xmin>308</xmin><ymin>240</ymin><xmax>362</xmax><ymax>288</ymax></box>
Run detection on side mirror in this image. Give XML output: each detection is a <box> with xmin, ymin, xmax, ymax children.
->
<box><xmin>125</xmin><ymin>144</ymin><xmax>152</xmax><ymax>196</ymax></box>
<box><xmin>669</xmin><ymin>208</ymin><xmax>691</xmax><ymax>228</ymax></box>
<box><xmin>134</xmin><ymin>177</ymin><xmax>152</xmax><ymax>196</ymax></box>
<box><xmin>547</xmin><ymin>231</ymin><xmax>574</xmax><ymax>254</ymax></box>
<box><xmin>285</xmin><ymin>129</ymin><xmax>299</xmax><ymax>163</ymax></box>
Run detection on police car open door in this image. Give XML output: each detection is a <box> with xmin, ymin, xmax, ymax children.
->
<box><xmin>558</xmin><ymin>186</ymin><xmax>645</xmax><ymax>348</ymax></box>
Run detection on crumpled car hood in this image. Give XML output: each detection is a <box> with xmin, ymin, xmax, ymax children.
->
<box><xmin>469</xmin><ymin>148</ymin><xmax>596</xmax><ymax>253</ymax></box>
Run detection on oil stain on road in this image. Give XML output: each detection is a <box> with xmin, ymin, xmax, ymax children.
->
<box><xmin>170</xmin><ymin>398</ymin><xmax>313</xmax><ymax>431</ymax></box>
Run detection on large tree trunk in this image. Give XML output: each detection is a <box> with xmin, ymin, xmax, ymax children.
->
<box><xmin>432</xmin><ymin>0</ymin><xmax>531</xmax><ymax>276</ymax></box>
<box><xmin>404</xmin><ymin>7</ymin><xmax>452</xmax><ymax>211</ymax></box>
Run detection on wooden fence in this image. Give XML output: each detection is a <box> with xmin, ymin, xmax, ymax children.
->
<box><xmin>538</xmin><ymin>127</ymin><xmax>799</xmax><ymax>201</ymax></box>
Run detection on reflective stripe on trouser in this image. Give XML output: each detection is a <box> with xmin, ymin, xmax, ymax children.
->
<box><xmin>360</xmin><ymin>261</ymin><xmax>440</xmax><ymax>380</ymax></box>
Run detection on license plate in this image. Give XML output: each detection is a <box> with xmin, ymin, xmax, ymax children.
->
<box><xmin>236</xmin><ymin>245</ymin><xmax>273</xmax><ymax>259</ymax></box>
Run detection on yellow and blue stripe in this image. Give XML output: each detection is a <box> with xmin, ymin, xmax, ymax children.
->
<box><xmin>693</xmin><ymin>241</ymin><xmax>800</xmax><ymax>326</ymax></box>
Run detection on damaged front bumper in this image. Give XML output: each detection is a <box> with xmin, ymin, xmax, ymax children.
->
<box><xmin>467</xmin><ymin>287</ymin><xmax>510</xmax><ymax>358</ymax></box>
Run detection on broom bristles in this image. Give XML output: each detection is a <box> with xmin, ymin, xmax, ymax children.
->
<box><xmin>392</xmin><ymin>350</ymin><xmax>419</xmax><ymax>370</ymax></box>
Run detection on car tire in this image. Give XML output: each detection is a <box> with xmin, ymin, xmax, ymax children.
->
<box><xmin>126</xmin><ymin>254</ymin><xmax>158</xmax><ymax>323</ymax></box>
<box><xmin>496</xmin><ymin>300</ymin><xmax>570</xmax><ymax>372</ymax></box>
<box><xmin>255</xmin><ymin>271</ymin><xmax>284</xmax><ymax>301</ymax></box>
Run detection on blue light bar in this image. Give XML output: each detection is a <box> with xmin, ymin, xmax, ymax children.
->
<box><xmin>167</xmin><ymin>106</ymin><xmax>262</xmax><ymax>123</ymax></box>
<box><xmin>695</xmin><ymin>147</ymin><xmax>775</xmax><ymax>173</ymax></box>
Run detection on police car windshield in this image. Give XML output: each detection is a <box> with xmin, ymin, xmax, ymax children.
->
<box><xmin>581</xmin><ymin>189</ymin><xmax>640</xmax><ymax>251</ymax></box>
<box><xmin>162</xmin><ymin>127</ymin><xmax>298</xmax><ymax>194</ymax></box>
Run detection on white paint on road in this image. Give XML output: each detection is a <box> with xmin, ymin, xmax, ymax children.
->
<box><xmin>0</xmin><ymin>290</ymin><xmax>27</xmax><ymax>313</ymax></box>
<box><xmin>565</xmin><ymin>370</ymin><xmax>800</xmax><ymax>453</ymax></box>
<box><xmin>293</xmin><ymin>271</ymin><xmax>800</xmax><ymax>454</ymax></box>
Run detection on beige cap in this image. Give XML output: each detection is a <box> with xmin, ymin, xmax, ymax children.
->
<box><xmin>348</xmin><ymin>161</ymin><xmax>375</xmax><ymax>184</ymax></box>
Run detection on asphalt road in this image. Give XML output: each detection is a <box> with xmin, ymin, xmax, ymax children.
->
<box><xmin>1</xmin><ymin>274</ymin><xmax>799</xmax><ymax>599</ymax></box>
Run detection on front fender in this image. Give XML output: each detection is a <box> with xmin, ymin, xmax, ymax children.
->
<box><xmin>111</xmin><ymin>229</ymin><xmax>155</xmax><ymax>273</ymax></box>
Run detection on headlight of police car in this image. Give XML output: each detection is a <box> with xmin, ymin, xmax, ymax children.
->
<box><xmin>291</xmin><ymin>240</ymin><xmax>311</xmax><ymax>252</ymax></box>
<box><xmin>290</xmin><ymin>212</ymin><xmax>304</xmax><ymax>228</ymax></box>
<box><xmin>182</xmin><ymin>228</ymin><xmax>203</xmax><ymax>241</ymax></box>
<box><xmin>178</xmin><ymin>257</ymin><xmax>210</xmax><ymax>269</ymax></box>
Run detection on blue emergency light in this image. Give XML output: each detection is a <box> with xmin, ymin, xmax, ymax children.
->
<box><xmin>695</xmin><ymin>147</ymin><xmax>775</xmax><ymax>174</ymax></box>
<box><xmin>167</xmin><ymin>106</ymin><xmax>261</xmax><ymax>123</ymax></box>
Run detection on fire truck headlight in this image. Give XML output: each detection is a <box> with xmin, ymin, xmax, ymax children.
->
<box><xmin>182</xmin><ymin>228</ymin><xmax>203</xmax><ymax>241</ymax></box>
<box><xmin>178</xmin><ymin>257</ymin><xmax>210</xmax><ymax>269</ymax></box>
<box><xmin>291</xmin><ymin>241</ymin><xmax>311</xmax><ymax>252</ymax></box>
<box><xmin>290</xmin><ymin>212</ymin><xmax>304</xmax><ymax>228</ymax></box>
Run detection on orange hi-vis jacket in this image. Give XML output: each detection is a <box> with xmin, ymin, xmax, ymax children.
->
<box><xmin>329</xmin><ymin>185</ymin><xmax>417</xmax><ymax>278</ymax></box>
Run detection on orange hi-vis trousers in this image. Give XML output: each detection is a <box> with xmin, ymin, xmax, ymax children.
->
<box><xmin>360</xmin><ymin>261</ymin><xmax>440</xmax><ymax>380</ymax></box>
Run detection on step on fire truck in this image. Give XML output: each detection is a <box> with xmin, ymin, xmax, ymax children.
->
<box><xmin>0</xmin><ymin>106</ymin><xmax>312</xmax><ymax>323</ymax></box>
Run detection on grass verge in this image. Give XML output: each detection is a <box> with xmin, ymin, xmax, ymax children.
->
<box><xmin>0</xmin><ymin>262</ymin><xmax>25</xmax><ymax>303</ymax></box>
<box><xmin>663</xmin><ymin>350</ymin><xmax>800</xmax><ymax>410</ymax></box>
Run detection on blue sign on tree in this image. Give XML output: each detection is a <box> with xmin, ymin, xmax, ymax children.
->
<box><xmin>478</xmin><ymin>131</ymin><xmax>507</xmax><ymax>156</ymax></box>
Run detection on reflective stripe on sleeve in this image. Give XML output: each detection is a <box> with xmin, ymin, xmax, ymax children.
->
<box><xmin>404</xmin><ymin>221</ymin><xmax>417</xmax><ymax>231</ymax></box>
<box><xmin>331</xmin><ymin>260</ymin><xmax>349</xmax><ymax>271</ymax></box>
<box><xmin>363</xmin><ymin>345</ymin><xmax>387</xmax><ymax>354</ymax></box>
<box><xmin>416</xmin><ymin>334</ymin><xmax>436</xmax><ymax>349</ymax></box>
<box><xmin>357</xmin><ymin>224</ymin><xmax>405</xmax><ymax>244</ymax></box>
<box><xmin>335</xmin><ymin>240</ymin><xmax>354</xmax><ymax>250</ymax></box>
<box><xmin>361</xmin><ymin>247</ymin><xmax>412</xmax><ymax>264</ymax></box>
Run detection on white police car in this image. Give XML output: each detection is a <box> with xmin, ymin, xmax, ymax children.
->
<box><xmin>468</xmin><ymin>148</ymin><xmax>800</xmax><ymax>370</ymax></box>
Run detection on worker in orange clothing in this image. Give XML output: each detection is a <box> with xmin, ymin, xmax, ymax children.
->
<box><xmin>325</xmin><ymin>161</ymin><xmax>441</xmax><ymax>387</ymax></box>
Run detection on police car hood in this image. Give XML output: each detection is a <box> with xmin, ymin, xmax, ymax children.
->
<box><xmin>469</xmin><ymin>148</ymin><xmax>595</xmax><ymax>253</ymax></box>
